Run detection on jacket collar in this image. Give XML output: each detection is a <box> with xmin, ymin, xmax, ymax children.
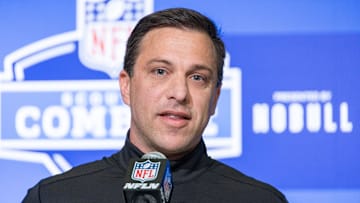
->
<box><xmin>115</xmin><ymin>131</ymin><xmax>213</xmax><ymax>183</ymax></box>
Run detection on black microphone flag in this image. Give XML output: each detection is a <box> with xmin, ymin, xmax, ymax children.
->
<box><xmin>123</xmin><ymin>152</ymin><xmax>173</xmax><ymax>203</ymax></box>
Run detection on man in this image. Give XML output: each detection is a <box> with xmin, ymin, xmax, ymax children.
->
<box><xmin>23</xmin><ymin>8</ymin><xmax>287</xmax><ymax>202</ymax></box>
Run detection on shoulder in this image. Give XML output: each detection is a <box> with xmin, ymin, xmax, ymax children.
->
<box><xmin>22</xmin><ymin>155</ymin><xmax>122</xmax><ymax>202</ymax></box>
<box><xmin>207</xmin><ymin>160</ymin><xmax>288</xmax><ymax>202</ymax></box>
<box><xmin>40</xmin><ymin>158</ymin><xmax>112</xmax><ymax>186</ymax></box>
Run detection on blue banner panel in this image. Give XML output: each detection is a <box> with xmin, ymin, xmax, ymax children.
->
<box><xmin>1</xmin><ymin>1</ymin><xmax>360</xmax><ymax>202</ymax></box>
<box><xmin>223</xmin><ymin>34</ymin><xmax>360</xmax><ymax>189</ymax></box>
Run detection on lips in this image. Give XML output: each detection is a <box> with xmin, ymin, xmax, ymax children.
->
<box><xmin>158</xmin><ymin>110</ymin><xmax>191</xmax><ymax>128</ymax></box>
<box><xmin>159</xmin><ymin>111</ymin><xmax>191</xmax><ymax>120</ymax></box>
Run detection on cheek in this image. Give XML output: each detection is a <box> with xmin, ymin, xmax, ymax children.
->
<box><xmin>200</xmin><ymin>91</ymin><xmax>219</xmax><ymax>116</ymax></box>
<box><xmin>130</xmin><ymin>83</ymin><xmax>162</xmax><ymax>107</ymax></box>
<box><xmin>209</xmin><ymin>87</ymin><xmax>221</xmax><ymax>114</ymax></box>
<box><xmin>209</xmin><ymin>94</ymin><xmax>219</xmax><ymax>115</ymax></box>
<box><xmin>193</xmin><ymin>93</ymin><xmax>212</xmax><ymax>114</ymax></box>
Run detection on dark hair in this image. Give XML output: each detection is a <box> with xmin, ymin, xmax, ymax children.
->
<box><xmin>123</xmin><ymin>8</ymin><xmax>225</xmax><ymax>87</ymax></box>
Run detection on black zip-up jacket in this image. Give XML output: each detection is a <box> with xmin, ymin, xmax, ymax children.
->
<box><xmin>23</xmin><ymin>137</ymin><xmax>287</xmax><ymax>203</ymax></box>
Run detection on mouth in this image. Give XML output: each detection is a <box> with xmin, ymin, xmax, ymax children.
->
<box><xmin>159</xmin><ymin>111</ymin><xmax>191</xmax><ymax>121</ymax></box>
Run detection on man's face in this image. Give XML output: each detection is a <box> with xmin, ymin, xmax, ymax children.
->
<box><xmin>119</xmin><ymin>27</ymin><xmax>221</xmax><ymax>159</ymax></box>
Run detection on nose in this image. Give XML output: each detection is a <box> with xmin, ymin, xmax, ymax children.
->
<box><xmin>167</xmin><ymin>76</ymin><xmax>189</xmax><ymax>104</ymax></box>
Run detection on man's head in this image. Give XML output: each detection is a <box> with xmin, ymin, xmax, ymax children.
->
<box><xmin>119</xmin><ymin>8</ymin><xmax>225</xmax><ymax>159</ymax></box>
<box><xmin>124</xmin><ymin>8</ymin><xmax>225</xmax><ymax>87</ymax></box>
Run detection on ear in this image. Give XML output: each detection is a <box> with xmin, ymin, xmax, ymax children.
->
<box><xmin>210</xmin><ymin>85</ymin><xmax>221</xmax><ymax>115</ymax></box>
<box><xmin>119</xmin><ymin>70</ymin><xmax>131</xmax><ymax>105</ymax></box>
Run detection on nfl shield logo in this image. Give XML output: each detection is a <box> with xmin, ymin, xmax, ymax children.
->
<box><xmin>131</xmin><ymin>160</ymin><xmax>160</xmax><ymax>182</ymax></box>
<box><xmin>77</xmin><ymin>0</ymin><xmax>153</xmax><ymax>78</ymax></box>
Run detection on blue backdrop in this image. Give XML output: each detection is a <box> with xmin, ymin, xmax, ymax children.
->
<box><xmin>1</xmin><ymin>1</ymin><xmax>360</xmax><ymax>202</ymax></box>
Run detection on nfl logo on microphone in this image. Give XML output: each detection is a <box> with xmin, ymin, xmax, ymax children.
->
<box><xmin>132</xmin><ymin>160</ymin><xmax>160</xmax><ymax>182</ymax></box>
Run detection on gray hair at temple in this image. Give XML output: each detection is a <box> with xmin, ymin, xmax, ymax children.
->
<box><xmin>123</xmin><ymin>8</ymin><xmax>225</xmax><ymax>87</ymax></box>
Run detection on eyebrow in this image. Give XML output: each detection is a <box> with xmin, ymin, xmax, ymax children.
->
<box><xmin>146</xmin><ymin>58</ymin><xmax>172</xmax><ymax>66</ymax></box>
<box><xmin>147</xmin><ymin>58</ymin><xmax>215</xmax><ymax>75</ymax></box>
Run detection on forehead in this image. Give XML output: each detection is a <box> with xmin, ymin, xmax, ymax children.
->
<box><xmin>136</xmin><ymin>27</ymin><xmax>217</xmax><ymax>67</ymax></box>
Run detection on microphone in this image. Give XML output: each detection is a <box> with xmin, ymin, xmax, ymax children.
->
<box><xmin>123</xmin><ymin>152</ymin><xmax>173</xmax><ymax>203</ymax></box>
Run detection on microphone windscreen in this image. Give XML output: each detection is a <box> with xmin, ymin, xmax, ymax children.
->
<box><xmin>141</xmin><ymin>151</ymin><xmax>167</xmax><ymax>159</ymax></box>
<box><xmin>123</xmin><ymin>151</ymin><xmax>173</xmax><ymax>203</ymax></box>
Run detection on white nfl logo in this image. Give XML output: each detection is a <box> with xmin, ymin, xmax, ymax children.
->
<box><xmin>131</xmin><ymin>160</ymin><xmax>160</xmax><ymax>182</ymax></box>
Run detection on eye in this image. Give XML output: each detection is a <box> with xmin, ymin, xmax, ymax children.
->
<box><xmin>191</xmin><ymin>74</ymin><xmax>206</xmax><ymax>81</ymax></box>
<box><xmin>153</xmin><ymin>68</ymin><xmax>167</xmax><ymax>76</ymax></box>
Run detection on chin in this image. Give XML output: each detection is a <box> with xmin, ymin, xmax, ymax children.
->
<box><xmin>156</xmin><ymin>142</ymin><xmax>193</xmax><ymax>159</ymax></box>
